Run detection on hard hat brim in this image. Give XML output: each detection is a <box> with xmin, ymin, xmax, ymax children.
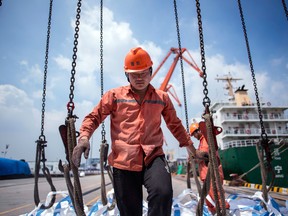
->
<box><xmin>124</xmin><ymin>65</ymin><xmax>152</xmax><ymax>73</ymax></box>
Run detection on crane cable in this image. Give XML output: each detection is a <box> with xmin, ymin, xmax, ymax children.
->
<box><xmin>195</xmin><ymin>0</ymin><xmax>227</xmax><ymax>215</ymax></box>
<box><xmin>237</xmin><ymin>0</ymin><xmax>275</xmax><ymax>203</ymax></box>
<box><xmin>173</xmin><ymin>0</ymin><xmax>202</xmax><ymax>196</ymax></box>
<box><xmin>33</xmin><ymin>0</ymin><xmax>56</xmax><ymax>209</ymax></box>
<box><xmin>98</xmin><ymin>0</ymin><xmax>116</xmax><ymax>210</ymax></box>
<box><xmin>57</xmin><ymin>1</ymin><xmax>85</xmax><ymax>215</ymax></box>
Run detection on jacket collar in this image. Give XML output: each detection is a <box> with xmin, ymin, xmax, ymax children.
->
<box><xmin>126</xmin><ymin>84</ymin><xmax>155</xmax><ymax>95</ymax></box>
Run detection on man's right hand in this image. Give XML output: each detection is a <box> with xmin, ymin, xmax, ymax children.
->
<box><xmin>195</xmin><ymin>150</ymin><xmax>209</xmax><ymax>162</ymax></box>
<box><xmin>72</xmin><ymin>138</ymin><xmax>90</xmax><ymax>167</ymax></box>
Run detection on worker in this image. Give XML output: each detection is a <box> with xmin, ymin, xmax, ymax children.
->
<box><xmin>189</xmin><ymin>122</ymin><xmax>230</xmax><ymax>214</ymax></box>
<box><xmin>72</xmin><ymin>47</ymin><xmax>205</xmax><ymax>216</ymax></box>
<box><xmin>229</xmin><ymin>173</ymin><xmax>246</xmax><ymax>186</ymax></box>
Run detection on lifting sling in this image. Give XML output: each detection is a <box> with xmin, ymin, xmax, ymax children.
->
<box><xmin>237</xmin><ymin>0</ymin><xmax>275</xmax><ymax>204</ymax></box>
<box><xmin>172</xmin><ymin>0</ymin><xmax>202</xmax><ymax>195</ymax></box>
<box><xmin>33</xmin><ymin>0</ymin><xmax>56</xmax><ymax>209</ymax></box>
<box><xmin>194</xmin><ymin>0</ymin><xmax>227</xmax><ymax>215</ymax></box>
<box><xmin>98</xmin><ymin>0</ymin><xmax>116</xmax><ymax>209</ymax></box>
<box><xmin>58</xmin><ymin>1</ymin><xmax>85</xmax><ymax>215</ymax></box>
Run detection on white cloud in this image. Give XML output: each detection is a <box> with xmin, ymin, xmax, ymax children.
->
<box><xmin>0</xmin><ymin>85</ymin><xmax>39</xmax><ymax>160</ymax></box>
<box><xmin>20</xmin><ymin>60</ymin><xmax>28</xmax><ymax>66</ymax></box>
<box><xmin>20</xmin><ymin>64</ymin><xmax>42</xmax><ymax>84</ymax></box>
<box><xmin>54</xmin><ymin>55</ymin><xmax>71</xmax><ymax>71</ymax></box>
<box><xmin>270</xmin><ymin>57</ymin><xmax>283</xmax><ymax>66</ymax></box>
<box><xmin>0</xmin><ymin>85</ymin><xmax>33</xmax><ymax>109</ymax></box>
<box><xmin>0</xmin><ymin>84</ymin><xmax>69</xmax><ymax>161</ymax></box>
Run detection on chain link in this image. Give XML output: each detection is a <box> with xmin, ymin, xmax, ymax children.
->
<box><xmin>195</xmin><ymin>0</ymin><xmax>211</xmax><ymax>108</ymax></box>
<box><xmin>40</xmin><ymin>0</ymin><xmax>53</xmax><ymax>138</ymax></box>
<box><xmin>99</xmin><ymin>0</ymin><xmax>106</xmax><ymax>141</ymax></box>
<box><xmin>68</xmin><ymin>0</ymin><xmax>82</xmax><ymax>116</ymax></box>
<box><xmin>282</xmin><ymin>0</ymin><xmax>288</xmax><ymax>21</ymax></box>
<box><xmin>237</xmin><ymin>0</ymin><xmax>267</xmax><ymax>140</ymax></box>
<box><xmin>173</xmin><ymin>0</ymin><xmax>190</xmax><ymax>131</ymax></box>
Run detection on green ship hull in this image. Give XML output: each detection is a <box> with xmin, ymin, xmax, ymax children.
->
<box><xmin>219</xmin><ymin>144</ymin><xmax>288</xmax><ymax>188</ymax></box>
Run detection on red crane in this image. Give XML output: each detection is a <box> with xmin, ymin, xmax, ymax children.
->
<box><xmin>151</xmin><ymin>47</ymin><xmax>203</xmax><ymax>106</ymax></box>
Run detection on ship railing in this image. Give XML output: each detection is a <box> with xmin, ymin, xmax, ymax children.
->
<box><xmin>222</xmin><ymin>137</ymin><xmax>288</xmax><ymax>150</ymax></box>
<box><xmin>222</xmin><ymin>139</ymin><xmax>258</xmax><ymax>149</ymax></box>
<box><xmin>223</xmin><ymin>128</ymin><xmax>288</xmax><ymax>136</ymax></box>
<box><xmin>222</xmin><ymin>113</ymin><xmax>288</xmax><ymax>121</ymax></box>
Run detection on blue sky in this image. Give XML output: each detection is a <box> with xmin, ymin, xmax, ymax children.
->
<box><xmin>0</xmin><ymin>0</ymin><xmax>287</xmax><ymax>162</ymax></box>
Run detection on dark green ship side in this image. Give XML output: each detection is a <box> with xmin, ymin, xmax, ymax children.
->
<box><xmin>219</xmin><ymin>141</ymin><xmax>288</xmax><ymax>188</ymax></box>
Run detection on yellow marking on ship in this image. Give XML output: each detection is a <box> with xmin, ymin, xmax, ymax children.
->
<box><xmin>226</xmin><ymin>180</ymin><xmax>287</xmax><ymax>194</ymax></box>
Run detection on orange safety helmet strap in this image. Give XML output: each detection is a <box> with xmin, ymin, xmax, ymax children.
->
<box><xmin>124</xmin><ymin>47</ymin><xmax>153</xmax><ymax>73</ymax></box>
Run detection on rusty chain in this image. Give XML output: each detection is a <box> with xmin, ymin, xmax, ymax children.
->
<box><xmin>237</xmin><ymin>0</ymin><xmax>275</xmax><ymax>202</ymax></box>
<box><xmin>282</xmin><ymin>0</ymin><xmax>288</xmax><ymax>21</ymax></box>
<box><xmin>34</xmin><ymin>0</ymin><xmax>56</xmax><ymax>209</ymax></box>
<box><xmin>173</xmin><ymin>0</ymin><xmax>190</xmax><ymax>132</ymax></box>
<box><xmin>100</xmin><ymin>0</ymin><xmax>106</xmax><ymax>142</ymax></box>
<box><xmin>67</xmin><ymin>0</ymin><xmax>82</xmax><ymax>117</ymax></box>
<box><xmin>195</xmin><ymin>0</ymin><xmax>211</xmax><ymax>108</ymax></box>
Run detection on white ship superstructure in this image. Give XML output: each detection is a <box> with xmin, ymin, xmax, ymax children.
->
<box><xmin>211</xmin><ymin>76</ymin><xmax>288</xmax><ymax>150</ymax></box>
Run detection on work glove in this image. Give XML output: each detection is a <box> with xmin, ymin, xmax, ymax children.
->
<box><xmin>72</xmin><ymin>138</ymin><xmax>90</xmax><ymax>167</ymax></box>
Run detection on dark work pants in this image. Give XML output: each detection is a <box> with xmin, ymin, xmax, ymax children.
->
<box><xmin>113</xmin><ymin>156</ymin><xmax>173</xmax><ymax>216</ymax></box>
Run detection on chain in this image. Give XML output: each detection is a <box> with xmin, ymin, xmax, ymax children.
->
<box><xmin>195</xmin><ymin>0</ymin><xmax>211</xmax><ymax>108</ymax></box>
<box><xmin>237</xmin><ymin>0</ymin><xmax>267</xmax><ymax>140</ymax></box>
<box><xmin>237</xmin><ymin>0</ymin><xmax>274</xmax><ymax>185</ymax></box>
<box><xmin>283</xmin><ymin>0</ymin><xmax>288</xmax><ymax>21</ymax></box>
<box><xmin>34</xmin><ymin>0</ymin><xmax>57</xmax><ymax>209</ymax></box>
<box><xmin>173</xmin><ymin>0</ymin><xmax>190</xmax><ymax>131</ymax></box>
<box><xmin>100</xmin><ymin>0</ymin><xmax>106</xmax><ymax>141</ymax></box>
<box><xmin>282</xmin><ymin>0</ymin><xmax>288</xmax><ymax>20</ymax></box>
<box><xmin>67</xmin><ymin>0</ymin><xmax>82</xmax><ymax>116</ymax></box>
<box><xmin>39</xmin><ymin>0</ymin><xmax>53</xmax><ymax>139</ymax></box>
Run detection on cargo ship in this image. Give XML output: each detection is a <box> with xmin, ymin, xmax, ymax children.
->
<box><xmin>211</xmin><ymin>74</ymin><xmax>288</xmax><ymax>188</ymax></box>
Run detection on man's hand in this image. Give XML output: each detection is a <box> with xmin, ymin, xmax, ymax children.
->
<box><xmin>195</xmin><ymin>150</ymin><xmax>209</xmax><ymax>162</ymax></box>
<box><xmin>186</xmin><ymin>142</ymin><xmax>196</xmax><ymax>158</ymax></box>
<box><xmin>72</xmin><ymin>137</ymin><xmax>90</xmax><ymax>167</ymax></box>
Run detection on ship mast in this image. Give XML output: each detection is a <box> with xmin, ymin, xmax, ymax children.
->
<box><xmin>216</xmin><ymin>73</ymin><xmax>242</xmax><ymax>101</ymax></box>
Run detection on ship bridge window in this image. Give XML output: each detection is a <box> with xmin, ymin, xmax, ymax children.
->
<box><xmin>275</xmin><ymin>113</ymin><xmax>281</xmax><ymax>119</ymax></box>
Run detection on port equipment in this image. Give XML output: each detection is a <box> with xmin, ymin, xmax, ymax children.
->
<box><xmin>34</xmin><ymin>0</ymin><xmax>56</xmax><ymax>209</ymax></box>
<box><xmin>57</xmin><ymin>1</ymin><xmax>85</xmax><ymax>215</ymax></box>
<box><xmin>237</xmin><ymin>0</ymin><xmax>275</xmax><ymax>204</ymax></box>
<box><xmin>151</xmin><ymin>47</ymin><xmax>203</xmax><ymax>107</ymax></box>
<box><xmin>194</xmin><ymin>1</ymin><xmax>228</xmax><ymax>215</ymax></box>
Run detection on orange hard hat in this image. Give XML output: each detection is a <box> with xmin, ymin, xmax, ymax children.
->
<box><xmin>189</xmin><ymin>122</ymin><xmax>199</xmax><ymax>135</ymax></box>
<box><xmin>124</xmin><ymin>47</ymin><xmax>153</xmax><ymax>73</ymax></box>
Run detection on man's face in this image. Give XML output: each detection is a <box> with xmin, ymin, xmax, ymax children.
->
<box><xmin>128</xmin><ymin>68</ymin><xmax>151</xmax><ymax>91</ymax></box>
<box><xmin>192</xmin><ymin>130</ymin><xmax>201</xmax><ymax>140</ymax></box>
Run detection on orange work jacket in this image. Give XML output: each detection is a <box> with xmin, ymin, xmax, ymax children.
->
<box><xmin>198</xmin><ymin>135</ymin><xmax>224</xmax><ymax>181</ymax></box>
<box><xmin>79</xmin><ymin>84</ymin><xmax>193</xmax><ymax>171</ymax></box>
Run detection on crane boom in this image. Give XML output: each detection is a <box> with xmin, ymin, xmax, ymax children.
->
<box><xmin>151</xmin><ymin>47</ymin><xmax>203</xmax><ymax>106</ymax></box>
